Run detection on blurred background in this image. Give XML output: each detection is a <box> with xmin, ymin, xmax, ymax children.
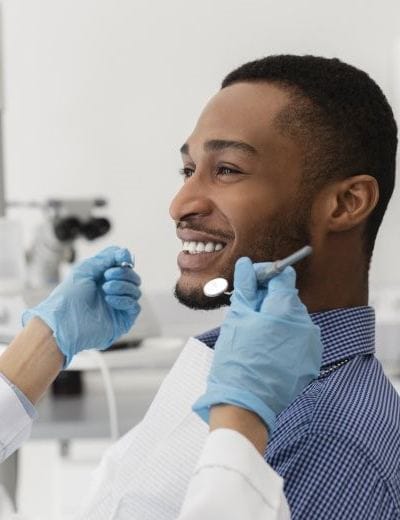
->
<box><xmin>0</xmin><ymin>0</ymin><xmax>400</xmax><ymax>518</ymax></box>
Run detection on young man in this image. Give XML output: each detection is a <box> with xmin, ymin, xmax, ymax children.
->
<box><xmin>169</xmin><ymin>54</ymin><xmax>400</xmax><ymax>518</ymax></box>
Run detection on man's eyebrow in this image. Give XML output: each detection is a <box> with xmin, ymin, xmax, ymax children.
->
<box><xmin>179</xmin><ymin>140</ymin><xmax>258</xmax><ymax>156</ymax></box>
<box><xmin>204</xmin><ymin>139</ymin><xmax>258</xmax><ymax>156</ymax></box>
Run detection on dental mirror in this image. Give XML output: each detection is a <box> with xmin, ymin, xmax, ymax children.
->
<box><xmin>203</xmin><ymin>245</ymin><xmax>312</xmax><ymax>298</ymax></box>
<box><xmin>203</xmin><ymin>277</ymin><xmax>230</xmax><ymax>298</ymax></box>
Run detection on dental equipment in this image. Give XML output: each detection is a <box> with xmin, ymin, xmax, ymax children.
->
<box><xmin>120</xmin><ymin>262</ymin><xmax>134</xmax><ymax>269</ymax></box>
<box><xmin>203</xmin><ymin>245</ymin><xmax>312</xmax><ymax>298</ymax></box>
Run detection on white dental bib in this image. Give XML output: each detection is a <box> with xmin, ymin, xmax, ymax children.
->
<box><xmin>77</xmin><ymin>337</ymin><xmax>213</xmax><ymax>520</ymax></box>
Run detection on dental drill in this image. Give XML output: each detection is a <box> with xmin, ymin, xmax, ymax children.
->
<box><xmin>203</xmin><ymin>245</ymin><xmax>312</xmax><ymax>298</ymax></box>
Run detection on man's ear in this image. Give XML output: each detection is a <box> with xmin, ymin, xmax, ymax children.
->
<box><xmin>323</xmin><ymin>175</ymin><xmax>379</xmax><ymax>232</ymax></box>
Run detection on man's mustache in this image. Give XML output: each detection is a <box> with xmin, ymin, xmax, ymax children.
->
<box><xmin>176</xmin><ymin>221</ymin><xmax>234</xmax><ymax>242</ymax></box>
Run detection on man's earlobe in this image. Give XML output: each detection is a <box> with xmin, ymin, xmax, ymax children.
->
<box><xmin>327</xmin><ymin>175</ymin><xmax>379</xmax><ymax>232</ymax></box>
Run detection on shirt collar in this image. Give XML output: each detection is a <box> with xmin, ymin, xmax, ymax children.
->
<box><xmin>196</xmin><ymin>306</ymin><xmax>375</xmax><ymax>369</ymax></box>
<box><xmin>310</xmin><ymin>306</ymin><xmax>375</xmax><ymax>367</ymax></box>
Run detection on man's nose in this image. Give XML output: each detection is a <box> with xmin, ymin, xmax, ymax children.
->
<box><xmin>169</xmin><ymin>175</ymin><xmax>213</xmax><ymax>222</ymax></box>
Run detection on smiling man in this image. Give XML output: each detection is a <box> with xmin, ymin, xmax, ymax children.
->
<box><xmin>170</xmin><ymin>55</ymin><xmax>400</xmax><ymax>518</ymax></box>
<box><xmin>171</xmin><ymin>59</ymin><xmax>393</xmax><ymax>315</ymax></box>
<box><xmin>76</xmin><ymin>55</ymin><xmax>400</xmax><ymax>520</ymax></box>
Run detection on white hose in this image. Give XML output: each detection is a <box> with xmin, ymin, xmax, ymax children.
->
<box><xmin>88</xmin><ymin>350</ymin><xmax>119</xmax><ymax>441</ymax></box>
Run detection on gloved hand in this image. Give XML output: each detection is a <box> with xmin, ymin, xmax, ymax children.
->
<box><xmin>192</xmin><ymin>256</ymin><xmax>322</xmax><ymax>433</ymax></box>
<box><xmin>22</xmin><ymin>246</ymin><xmax>141</xmax><ymax>367</ymax></box>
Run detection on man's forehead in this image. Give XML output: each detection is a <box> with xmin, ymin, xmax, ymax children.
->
<box><xmin>183</xmin><ymin>82</ymin><xmax>293</xmax><ymax>156</ymax></box>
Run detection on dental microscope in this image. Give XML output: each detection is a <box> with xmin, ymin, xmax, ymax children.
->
<box><xmin>25</xmin><ymin>198</ymin><xmax>111</xmax><ymax>292</ymax></box>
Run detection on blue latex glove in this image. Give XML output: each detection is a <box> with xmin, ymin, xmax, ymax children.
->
<box><xmin>192</xmin><ymin>257</ymin><xmax>322</xmax><ymax>433</ymax></box>
<box><xmin>22</xmin><ymin>246</ymin><xmax>142</xmax><ymax>367</ymax></box>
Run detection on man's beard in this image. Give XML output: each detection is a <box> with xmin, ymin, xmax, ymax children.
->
<box><xmin>174</xmin><ymin>199</ymin><xmax>312</xmax><ymax>310</ymax></box>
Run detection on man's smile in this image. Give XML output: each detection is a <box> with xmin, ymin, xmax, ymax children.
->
<box><xmin>177</xmin><ymin>244</ymin><xmax>227</xmax><ymax>271</ymax></box>
<box><xmin>176</xmin><ymin>228</ymin><xmax>230</xmax><ymax>272</ymax></box>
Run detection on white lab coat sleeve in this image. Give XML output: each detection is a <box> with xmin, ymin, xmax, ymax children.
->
<box><xmin>0</xmin><ymin>374</ymin><xmax>34</xmax><ymax>463</ymax></box>
<box><xmin>178</xmin><ymin>428</ymin><xmax>291</xmax><ymax>520</ymax></box>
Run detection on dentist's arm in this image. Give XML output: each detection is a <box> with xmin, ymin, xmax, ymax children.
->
<box><xmin>0</xmin><ymin>318</ymin><xmax>63</xmax><ymax>404</ymax></box>
<box><xmin>209</xmin><ymin>404</ymin><xmax>267</xmax><ymax>454</ymax></box>
<box><xmin>0</xmin><ymin>246</ymin><xmax>141</xmax><ymax>463</ymax></box>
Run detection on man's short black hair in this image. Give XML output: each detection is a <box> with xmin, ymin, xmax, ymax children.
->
<box><xmin>222</xmin><ymin>55</ymin><xmax>398</xmax><ymax>262</ymax></box>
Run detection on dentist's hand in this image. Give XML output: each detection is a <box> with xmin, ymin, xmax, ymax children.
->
<box><xmin>193</xmin><ymin>257</ymin><xmax>322</xmax><ymax>434</ymax></box>
<box><xmin>22</xmin><ymin>246</ymin><xmax>141</xmax><ymax>366</ymax></box>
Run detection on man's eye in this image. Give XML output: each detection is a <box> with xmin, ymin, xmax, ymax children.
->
<box><xmin>179</xmin><ymin>165</ymin><xmax>242</xmax><ymax>180</ymax></box>
<box><xmin>179</xmin><ymin>167</ymin><xmax>195</xmax><ymax>179</ymax></box>
<box><xmin>216</xmin><ymin>166</ymin><xmax>240</xmax><ymax>176</ymax></box>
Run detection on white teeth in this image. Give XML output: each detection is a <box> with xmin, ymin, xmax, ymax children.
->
<box><xmin>181</xmin><ymin>240</ymin><xmax>225</xmax><ymax>254</ymax></box>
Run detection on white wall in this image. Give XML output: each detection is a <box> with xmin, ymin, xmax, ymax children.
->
<box><xmin>2</xmin><ymin>0</ymin><xmax>400</xmax><ymax>295</ymax></box>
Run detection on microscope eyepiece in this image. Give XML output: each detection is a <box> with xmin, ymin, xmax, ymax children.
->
<box><xmin>80</xmin><ymin>217</ymin><xmax>111</xmax><ymax>240</ymax></box>
<box><xmin>54</xmin><ymin>217</ymin><xmax>81</xmax><ymax>242</ymax></box>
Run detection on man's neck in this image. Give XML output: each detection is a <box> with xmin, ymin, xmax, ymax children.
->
<box><xmin>298</xmin><ymin>270</ymin><xmax>369</xmax><ymax>314</ymax></box>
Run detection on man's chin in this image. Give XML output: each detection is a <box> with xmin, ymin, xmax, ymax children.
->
<box><xmin>174</xmin><ymin>282</ymin><xmax>231</xmax><ymax>310</ymax></box>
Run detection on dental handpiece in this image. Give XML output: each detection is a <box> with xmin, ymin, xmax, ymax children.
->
<box><xmin>257</xmin><ymin>245</ymin><xmax>312</xmax><ymax>284</ymax></box>
<box><xmin>203</xmin><ymin>245</ymin><xmax>312</xmax><ymax>298</ymax></box>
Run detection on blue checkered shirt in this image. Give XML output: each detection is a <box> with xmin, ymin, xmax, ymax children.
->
<box><xmin>197</xmin><ymin>306</ymin><xmax>400</xmax><ymax>519</ymax></box>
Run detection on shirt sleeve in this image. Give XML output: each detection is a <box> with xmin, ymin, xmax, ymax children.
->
<box><xmin>0</xmin><ymin>372</ymin><xmax>37</xmax><ymax>419</ymax></box>
<box><xmin>274</xmin><ymin>433</ymin><xmax>398</xmax><ymax>519</ymax></box>
<box><xmin>178</xmin><ymin>428</ymin><xmax>291</xmax><ymax>520</ymax></box>
<box><xmin>0</xmin><ymin>373</ymin><xmax>35</xmax><ymax>463</ymax></box>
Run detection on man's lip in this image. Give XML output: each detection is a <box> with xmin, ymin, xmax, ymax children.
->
<box><xmin>177</xmin><ymin>248</ymin><xmax>226</xmax><ymax>271</ymax></box>
<box><xmin>177</xmin><ymin>229</ymin><xmax>230</xmax><ymax>244</ymax></box>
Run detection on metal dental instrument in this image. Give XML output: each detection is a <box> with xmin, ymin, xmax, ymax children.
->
<box><xmin>120</xmin><ymin>261</ymin><xmax>134</xmax><ymax>269</ymax></box>
<box><xmin>203</xmin><ymin>245</ymin><xmax>312</xmax><ymax>298</ymax></box>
